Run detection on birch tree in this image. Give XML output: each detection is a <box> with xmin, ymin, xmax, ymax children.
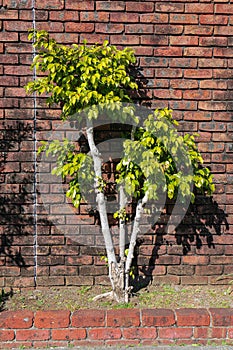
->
<box><xmin>26</xmin><ymin>30</ymin><xmax>215</xmax><ymax>302</ymax></box>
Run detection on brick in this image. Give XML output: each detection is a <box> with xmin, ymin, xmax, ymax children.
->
<box><xmin>215</xmin><ymin>4</ymin><xmax>233</xmax><ymax>13</ymax></box>
<box><xmin>184</xmin><ymin>69</ymin><xmax>212</xmax><ymax>78</ymax></box>
<box><xmin>194</xmin><ymin>327</ymin><xmax>208</xmax><ymax>339</ymax></box>
<box><xmin>65</xmin><ymin>0</ymin><xmax>94</xmax><ymax>10</ymax></box>
<box><xmin>156</xmin><ymin>3</ymin><xmax>184</xmax><ymax>12</ymax></box>
<box><xmin>52</xmin><ymin>33</ymin><xmax>79</xmax><ymax>44</ymax></box>
<box><xmin>200</xmin><ymin>15</ymin><xmax>228</xmax><ymax>25</ymax></box>
<box><xmin>155</xmin><ymin>24</ymin><xmax>183</xmax><ymax>35</ymax></box>
<box><xmin>126</xmin><ymin>2</ymin><xmax>154</xmax><ymax>12</ymax></box>
<box><xmin>0</xmin><ymin>311</ymin><xmax>33</xmax><ymax>329</ymax></box>
<box><xmin>96</xmin><ymin>1</ymin><xmax>125</xmax><ymax>11</ymax></box>
<box><xmin>125</xmin><ymin>24</ymin><xmax>153</xmax><ymax>34</ymax></box>
<box><xmin>140</xmin><ymin>13</ymin><xmax>168</xmax><ymax>23</ymax></box>
<box><xmin>16</xmin><ymin>330</ymin><xmax>50</xmax><ymax>341</ymax></box>
<box><xmin>107</xmin><ymin>309</ymin><xmax>140</xmax><ymax>327</ymax></box>
<box><xmin>89</xmin><ymin>328</ymin><xmax>121</xmax><ymax>340</ymax></box>
<box><xmin>183</xmin><ymin>90</ymin><xmax>211</xmax><ymax>100</ymax></box>
<box><xmin>0</xmin><ymin>31</ymin><xmax>18</xmax><ymax>41</ymax></box>
<box><xmin>154</xmin><ymin>47</ymin><xmax>182</xmax><ymax>57</ymax></box>
<box><xmin>49</xmin><ymin>10</ymin><xmax>79</xmax><ymax>21</ymax></box>
<box><xmin>170</xmin><ymin>36</ymin><xmax>198</xmax><ymax>46</ymax></box>
<box><xmin>3</xmin><ymin>0</ymin><xmax>32</xmax><ymax>8</ymax></box>
<box><xmin>159</xmin><ymin>327</ymin><xmax>193</xmax><ymax>339</ymax></box>
<box><xmin>0</xmin><ymin>9</ymin><xmax>18</xmax><ymax>19</ymax></box>
<box><xmin>110</xmin><ymin>35</ymin><xmax>139</xmax><ymax>45</ymax></box>
<box><xmin>211</xmin><ymin>327</ymin><xmax>227</xmax><ymax>339</ymax></box>
<box><xmin>185</xmin><ymin>3</ymin><xmax>214</xmax><ymax>13</ymax></box>
<box><xmin>170</xmin><ymin>80</ymin><xmax>198</xmax><ymax>89</ymax></box>
<box><xmin>153</xmin><ymin>89</ymin><xmax>182</xmax><ymax>100</ymax></box>
<box><xmin>210</xmin><ymin>309</ymin><xmax>233</xmax><ymax>326</ymax></box>
<box><xmin>35</xmin><ymin>0</ymin><xmax>64</xmax><ymax>9</ymax></box>
<box><xmin>170</xmin><ymin>14</ymin><xmax>198</xmax><ymax>24</ymax></box>
<box><xmin>140</xmin><ymin>35</ymin><xmax>168</xmax><ymax>46</ymax></box>
<box><xmin>0</xmin><ymin>330</ymin><xmax>15</xmax><ymax>341</ymax></box>
<box><xmin>170</xmin><ymin>100</ymin><xmax>197</xmax><ymax>111</ymax></box>
<box><xmin>184</xmin><ymin>48</ymin><xmax>212</xmax><ymax>57</ymax></box>
<box><xmin>123</xmin><ymin>327</ymin><xmax>157</xmax><ymax>339</ymax></box>
<box><xmin>4</xmin><ymin>65</ymin><xmax>31</xmax><ymax>75</ymax></box>
<box><xmin>96</xmin><ymin>23</ymin><xmax>124</xmax><ymax>34</ymax></box>
<box><xmin>142</xmin><ymin>309</ymin><xmax>175</xmax><ymax>326</ymax></box>
<box><xmin>215</xmin><ymin>26</ymin><xmax>233</xmax><ymax>36</ymax></box>
<box><xmin>201</xmin><ymin>37</ymin><xmax>227</xmax><ymax>47</ymax></box>
<box><xmin>196</xmin><ymin>265</ymin><xmax>223</xmax><ymax>275</ymax></box>
<box><xmin>0</xmin><ymin>76</ymin><xmax>19</xmax><ymax>86</ymax></box>
<box><xmin>5</xmin><ymin>87</ymin><xmax>26</xmax><ymax>97</ymax></box>
<box><xmin>181</xmin><ymin>276</ymin><xmax>209</xmax><ymax>284</ymax></box>
<box><xmin>72</xmin><ymin>310</ymin><xmax>105</xmax><ymax>327</ymax></box>
<box><xmin>184</xmin><ymin>25</ymin><xmax>213</xmax><ymax>36</ymax></box>
<box><xmin>65</xmin><ymin>22</ymin><xmax>94</xmax><ymax>33</ymax></box>
<box><xmin>176</xmin><ymin>309</ymin><xmax>210</xmax><ymax>326</ymax></box>
<box><xmin>34</xmin><ymin>311</ymin><xmax>70</xmax><ymax>328</ymax></box>
<box><xmin>167</xmin><ymin>265</ymin><xmax>194</xmax><ymax>275</ymax></box>
<box><xmin>35</xmin><ymin>22</ymin><xmax>64</xmax><ymax>32</ymax></box>
<box><xmin>199</xmin><ymin>58</ymin><xmax>227</xmax><ymax>68</ymax></box>
<box><xmin>4</xmin><ymin>21</ymin><xmax>31</xmax><ymax>31</ymax></box>
<box><xmin>81</xmin><ymin>11</ymin><xmax>109</xmax><ymax>22</ymax></box>
<box><xmin>183</xmin><ymin>255</ymin><xmax>209</xmax><ymax>265</ymax></box>
<box><xmin>52</xmin><ymin>329</ymin><xmax>86</xmax><ymax>340</ymax></box>
<box><xmin>199</xmin><ymin>101</ymin><xmax>226</xmax><ymax>111</ymax></box>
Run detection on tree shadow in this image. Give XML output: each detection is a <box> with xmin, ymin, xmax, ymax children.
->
<box><xmin>0</xmin><ymin>121</ymin><xmax>51</xmax><ymax>288</ymax></box>
<box><xmin>131</xmin><ymin>194</ymin><xmax>229</xmax><ymax>293</ymax></box>
<box><xmin>0</xmin><ymin>288</ymin><xmax>13</xmax><ymax>311</ymax></box>
<box><xmin>0</xmin><ymin>121</ymin><xmax>33</xmax><ymax>268</ymax></box>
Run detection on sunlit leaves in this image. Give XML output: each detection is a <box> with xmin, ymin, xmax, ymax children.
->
<box><xmin>25</xmin><ymin>30</ymin><xmax>138</xmax><ymax>120</ymax></box>
<box><xmin>117</xmin><ymin>108</ymin><xmax>215</xmax><ymax>203</ymax></box>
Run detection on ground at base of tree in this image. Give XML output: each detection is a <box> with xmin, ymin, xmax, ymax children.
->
<box><xmin>2</xmin><ymin>283</ymin><xmax>233</xmax><ymax>311</ymax></box>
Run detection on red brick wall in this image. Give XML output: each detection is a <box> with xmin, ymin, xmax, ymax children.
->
<box><xmin>0</xmin><ymin>0</ymin><xmax>232</xmax><ymax>289</ymax></box>
<box><xmin>0</xmin><ymin>308</ymin><xmax>233</xmax><ymax>348</ymax></box>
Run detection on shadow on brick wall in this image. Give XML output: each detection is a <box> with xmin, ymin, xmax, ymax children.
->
<box><xmin>0</xmin><ymin>121</ymin><xmax>51</xmax><ymax>270</ymax></box>
<box><xmin>131</xmin><ymin>194</ymin><xmax>229</xmax><ymax>292</ymax></box>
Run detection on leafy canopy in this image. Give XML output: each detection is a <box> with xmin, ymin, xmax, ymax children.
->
<box><xmin>26</xmin><ymin>30</ymin><xmax>137</xmax><ymax>120</ymax></box>
<box><xmin>27</xmin><ymin>30</ymin><xmax>215</xmax><ymax>211</ymax></box>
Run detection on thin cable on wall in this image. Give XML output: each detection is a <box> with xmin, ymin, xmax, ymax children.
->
<box><xmin>32</xmin><ymin>0</ymin><xmax>38</xmax><ymax>287</ymax></box>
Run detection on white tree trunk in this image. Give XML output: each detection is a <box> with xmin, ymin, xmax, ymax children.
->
<box><xmin>86</xmin><ymin>120</ymin><xmax>148</xmax><ymax>303</ymax></box>
<box><xmin>125</xmin><ymin>191</ymin><xmax>149</xmax><ymax>298</ymax></box>
<box><xmin>86</xmin><ymin>119</ymin><xmax>118</xmax><ymax>293</ymax></box>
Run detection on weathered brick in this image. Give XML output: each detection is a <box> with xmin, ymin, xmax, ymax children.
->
<box><xmin>0</xmin><ymin>330</ymin><xmax>15</xmax><ymax>341</ymax></box>
<box><xmin>65</xmin><ymin>22</ymin><xmax>94</xmax><ymax>33</ymax></box>
<box><xmin>96</xmin><ymin>23</ymin><xmax>124</xmax><ymax>34</ymax></box>
<box><xmin>72</xmin><ymin>310</ymin><xmax>105</xmax><ymax>327</ymax></box>
<box><xmin>210</xmin><ymin>309</ymin><xmax>233</xmax><ymax>326</ymax></box>
<box><xmin>106</xmin><ymin>309</ymin><xmax>140</xmax><ymax>327</ymax></box>
<box><xmin>126</xmin><ymin>2</ymin><xmax>154</xmax><ymax>12</ymax></box>
<box><xmin>96</xmin><ymin>1</ymin><xmax>125</xmax><ymax>11</ymax></box>
<box><xmin>185</xmin><ymin>3</ymin><xmax>214</xmax><ymax>13</ymax></box>
<box><xmin>142</xmin><ymin>309</ymin><xmax>175</xmax><ymax>326</ymax></box>
<box><xmin>123</xmin><ymin>327</ymin><xmax>157</xmax><ymax>339</ymax></box>
<box><xmin>159</xmin><ymin>327</ymin><xmax>193</xmax><ymax>339</ymax></box>
<box><xmin>0</xmin><ymin>311</ymin><xmax>33</xmax><ymax>329</ymax></box>
<box><xmin>156</xmin><ymin>3</ymin><xmax>184</xmax><ymax>13</ymax></box>
<box><xmin>52</xmin><ymin>329</ymin><xmax>86</xmax><ymax>340</ymax></box>
<box><xmin>16</xmin><ymin>330</ymin><xmax>50</xmax><ymax>341</ymax></box>
<box><xmin>176</xmin><ymin>309</ymin><xmax>210</xmax><ymax>326</ymax></box>
<box><xmin>34</xmin><ymin>311</ymin><xmax>70</xmax><ymax>328</ymax></box>
<box><xmin>89</xmin><ymin>328</ymin><xmax>122</xmax><ymax>340</ymax></box>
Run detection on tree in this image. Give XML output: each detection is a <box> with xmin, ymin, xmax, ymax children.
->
<box><xmin>26</xmin><ymin>30</ymin><xmax>215</xmax><ymax>303</ymax></box>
